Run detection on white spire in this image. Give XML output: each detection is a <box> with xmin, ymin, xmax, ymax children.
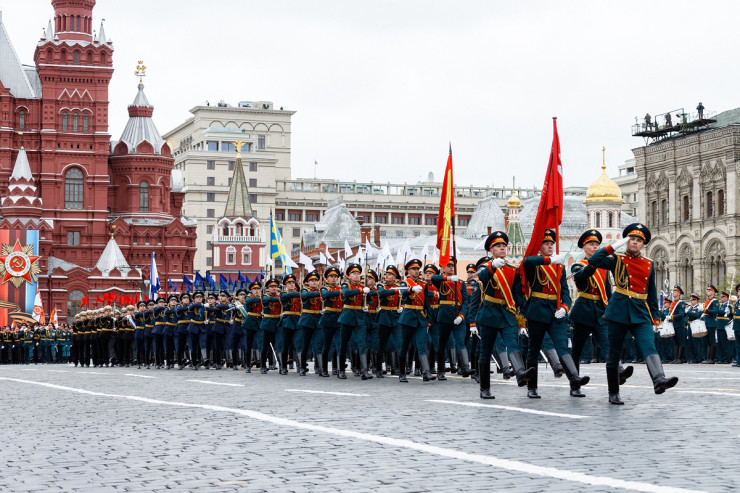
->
<box><xmin>95</xmin><ymin>236</ymin><xmax>131</xmax><ymax>276</ymax></box>
<box><xmin>98</xmin><ymin>19</ymin><xmax>107</xmax><ymax>44</ymax></box>
<box><xmin>10</xmin><ymin>147</ymin><xmax>32</xmax><ymax>181</ymax></box>
<box><xmin>45</xmin><ymin>19</ymin><xmax>53</xmax><ymax>41</ymax></box>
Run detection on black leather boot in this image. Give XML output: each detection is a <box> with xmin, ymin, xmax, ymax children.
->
<box><xmin>499</xmin><ymin>350</ymin><xmax>513</xmax><ymax>380</ymax></box>
<box><xmin>360</xmin><ymin>352</ymin><xmax>373</xmax><ymax>380</ymax></box>
<box><xmin>337</xmin><ymin>356</ymin><xmax>347</xmax><ymax>379</ymax></box>
<box><xmin>646</xmin><ymin>354</ymin><xmax>678</xmax><ymax>394</ymax></box>
<box><xmin>677</xmin><ymin>346</ymin><xmax>685</xmax><ymax>364</ymax></box>
<box><xmin>459</xmin><ymin>348</ymin><xmax>475</xmax><ymax>377</ymax></box>
<box><xmin>492</xmin><ymin>350</ymin><xmax>504</xmax><ymax>374</ymax></box>
<box><xmin>398</xmin><ymin>354</ymin><xmax>408</xmax><ymax>382</ymax></box>
<box><xmin>391</xmin><ymin>352</ymin><xmax>399</xmax><ymax>376</ymax></box>
<box><xmin>546</xmin><ymin>349</ymin><xmax>564</xmax><ymax>377</ymax></box>
<box><xmin>606</xmin><ymin>366</ymin><xmax>623</xmax><ymax>405</ymax></box>
<box><xmin>561</xmin><ymin>353</ymin><xmax>589</xmax><ymax>397</ymax></box>
<box><xmin>509</xmin><ymin>351</ymin><xmax>535</xmax><ymax>387</ymax></box>
<box><xmin>479</xmin><ymin>361</ymin><xmax>494</xmax><ymax>399</ymax></box>
<box><xmin>527</xmin><ymin>364</ymin><xmax>540</xmax><ymax>398</ymax></box>
<box><xmin>318</xmin><ymin>354</ymin><xmax>329</xmax><ymax>377</ymax></box>
<box><xmin>618</xmin><ymin>364</ymin><xmax>633</xmax><ymax>385</ymax></box>
<box><xmin>591</xmin><ymin>346</ymin><xmax>601</xmax><ymax>363</ymax></box>
<box><xmin>351</xmin><ymin>350</ymin><xmax>361</xmax><ymax>377</ymax></box>
<box><xmin>448</xmin><ymin>350</ymin><xmax>458</xmax><ymax>373</ymax></box>
<box><xmin>420</xmin><ymin>354</ymin><xmax>436</xmax><ymax>381</ymax></box>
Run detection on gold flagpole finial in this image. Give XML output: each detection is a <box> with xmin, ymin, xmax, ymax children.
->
<box><xmin>134</xmin><ymin>60</ymin><xmax>147</xmax><ymax>86</ymax></box>
<box><xmin>602</xmin><ymin>146</ymin><xmax>606</xmax><ymax>170</ymax></box>
<box><xmin>233</xmin><ymin>137</ymin><xmax>245</xmax><ymax>157</ymax></box>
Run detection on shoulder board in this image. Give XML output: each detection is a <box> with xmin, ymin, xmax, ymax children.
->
<box><xmin>341</xmin><ymin>282</ymin><xmax>349</xmax><ymax>288</ymax></box>
<box><xmin>399</xmin><ymin>281</ymin><xmax>408</xmax><ymax>287</ymax></box>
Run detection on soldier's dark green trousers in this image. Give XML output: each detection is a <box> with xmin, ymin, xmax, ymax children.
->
<box><xmin>606</xmin><ymin>320</ymin><xmax>658</xmax><ymax>368</ymax></box>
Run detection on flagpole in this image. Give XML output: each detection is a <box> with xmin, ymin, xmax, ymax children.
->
<box><xmin>449</xmin><ymin>142</ymin><xmax>459</xmax><ymax>311</ymax></box>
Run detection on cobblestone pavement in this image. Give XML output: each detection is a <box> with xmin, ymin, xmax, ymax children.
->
<box><xmin>1</xmin><ymin>362</ymin><xmax>739</xmax><ymax>492</ymax></box>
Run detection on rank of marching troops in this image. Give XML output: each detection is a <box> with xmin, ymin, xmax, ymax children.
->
<box><xmin>12</xmin><ymin>222</ymin><xmax>740</xmax><ymax>406</ymax></box>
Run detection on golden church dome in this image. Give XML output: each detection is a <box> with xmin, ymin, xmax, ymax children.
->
<box><xmin>584</xmin><ymin>147</ymin><xmax>625</xmax><ymax>204</ymax></box>
<box><xmin>507</xmin><ymin>189</ymin><xmax>521</xmax><ymax>208</ymax></box>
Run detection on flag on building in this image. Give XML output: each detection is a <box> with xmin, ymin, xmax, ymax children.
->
<box><xmin>32</xmin><ymin>288</ymin><xmax>44</xmax><ymax>323</ymax></box>
<box><xmin>269</xmin><ymin>213</ymin><xmax>293</xmax><ymax>274</ymax></box>
<box><xmin>436</xmin><ymin>144</ymin><xmax>455</xmax><ymax>267</ymax></box>
<box><xmin>149</xmin><ymin>252</ymin><xmax>160</xmax><ymax>298</ymax></box>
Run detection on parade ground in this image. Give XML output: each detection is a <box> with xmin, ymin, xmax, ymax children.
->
<box><xmin>1</xmin><ymin>363</ymin><xmax>738</xmax><ymax>492</ymax></box>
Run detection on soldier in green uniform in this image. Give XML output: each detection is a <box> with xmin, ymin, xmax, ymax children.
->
<box><xmin>588</xmin><ymin>223</ymin><xmax>679</xmax><ymax>404</ymax></box>
<box><xmin>732</xmin><ymin>284</ymin><xmax>740</xmax><ymax>367</ymax></box>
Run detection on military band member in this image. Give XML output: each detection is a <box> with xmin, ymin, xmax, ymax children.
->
<box><xmin>399</xmin><ymin>259</ymin><xmax>435</xmax><ymax>382</ymax></box>
<box><xmin>164</xmin><ymin>295</ymin><xmax>178</xmax><ymax>369</ymax></box>
<box><xmin>666</xmin><ymin>286</ymin><xmax>687</xmax><ymax>364</ymax></box>
<box><xmin>280</xmin><ymin>274</ymin><xmax>302</xmax><ymax>375</ymax></box>
<box><xmin>522</xmin><ymin>228</ymin><xmax>588</xmax><ymax>398</ymax></box>
<box><xmin>588</xmin><ymin>223</ymin><xmax>678</xmax><ymax>404</ymax></box>
<box><xmin>260</xmin><ymin>278</ymin><xmax>282</xmax><ymax>373</ymax></box>
<box><xmin>337</xmin><ymin>263</ymin><xmax>372</xmax><ymax>380</ymax></box>
<box><xmin>298</xmin><ymin>271</ymin><xmax>323</xmax><ymax>376</ymax></box>
<box><xmin>716</xmin><ymin>291</ymin><xmax>732</xmax><ymax>364</ymax></box>
<box><xmin>122</xmin><ymin>305</ymin><xmax>136</xmax><ymax>367</ymax></box>
<box><xmin>320</xmin><ymin>267</ymin><xmax>343</xmax><ymax>377</ymax></box>
<box><xmin>733</xmin><ymin>284</ymin><xmax>740</xmax><ymax>368</ymax></box>
<box><xmin>243</xmin><ymin>281</ymin><xmax>264</xmax><ymax>373</ymax></box>
<box><xmin>232</xmin><ymin>289</ymin><xmax>248</xmax><ymax>371</ymax></box>
<box><xmin>685</xmin><ymin>294</ymin><xmax>704</xmax><ymax>363</ymax></box>
<box><xmin>701</xmin><ymin>285</ymin><xmax>720</xmax><ymax>364</ymax></box>
<box><xmin>431</xmin><ymin>260</ymin><xmax>472</xmax><ymax>380</ymax></box>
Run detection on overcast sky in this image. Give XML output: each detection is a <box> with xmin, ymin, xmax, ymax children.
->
<box><xmin>5</xmin><ymin>1</ymin><xmax>739</xmax><ymax>188</ymax></box>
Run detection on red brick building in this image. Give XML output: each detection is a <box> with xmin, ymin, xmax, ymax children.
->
<box><xmin>0</xmin><ymin>1</ymin><xmax>197</xmax><ymax>322</ymax></box>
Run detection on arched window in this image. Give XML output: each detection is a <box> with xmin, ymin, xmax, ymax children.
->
<box><xmin>62</xmin><ymin>112</ymin><xmax>68</xmax><ymax>130</ymax></box>
<box><xmin>18</xmin><ymin>110</ymin><xmax>25</xmax><ymax>130</ymax></box>
<box><xmin>718</xmin><ymin>189</ymin><xmax>725</xmax><ymax>216</ymax></box>
<box><xmin>241</xmin><ymin>246</ymin><xmax>252</xmax><ymax>265</ymax></box>
<box><xmin>67</xmin><ymin>290</ymin><xmax>85</xmax><ymax>319</ymax></box>
<box><xmin>595</xmin><ymin>211</ymin><xmax>601</xmax><ymax>228</ymax></box>
<box><xmin>73</xmin><ymin>50</ymin><xmax>79</xmax><ymax>65</ymax></box>
<box><xmin>661</xmin><ymin>199</ymin><xmax>668</xmax><ymax>225</ymax></box>
<box><xmin>70</xmin><ymin>15</ymin><xmax>75</xmax><ymax>32</ymax></box>
<box><xmin>139</xmin><ymin>182</ymin><xmax>149</xmax><ymax>212</ymax></box>
<box><xmin>83</xmin><ymin>114</ymin><xmax>89</xmax><ymax>132</ymax></box>
<box><xmin>100</xmin><ymin>52</ymin><xmax>106</xmax><ymax>64</ymax></box>
<box><xmin>706</xmin><ymin>241</ymin><xmax>726</xmax><ymax>286</ymax></box>
<box><xmin>651</xmin><ymin>201</ymin><xmax>658</xmax><ymax>226</ymax></box>
<box><xmin>236</xmin><ymin>224</ymin><xmax>243</xmax><ymax>235</ymax></box>
<box><xmin>76</xmin><ymin>15</ymin><xmax>81</xmax><ymax>32</ymax></box>
<box><xmin>683</xmin><ymin>195</ymin><xmax>690</xmax><ymax>221</ymax></box>
<box><xmin>705</xmin><ymin>191</ymin><xmax>713</xmax><ymax>218</ymax></box>
<box><xmin>226</xmin><ymin>246</ymin><xmax>236</xmax><ymax>265</ymax></box>
<box><xmin>222</xmin><ymin>226</ymin><xmax>230</xmax><ymax>237</ymax></box>
<box><xmin>64</xmin><ymin>168</ymin><xmax>84</xmax><ymax>209</ymax></box>
<box><xmin>72</xmin><ymin>113</ymin><xmax>78</xmax><ymax>131</ymax></box>
<box><xmin>607</xmin><ymin>211</ymin><xmax>613</xmax><ymax>228</ymax></box>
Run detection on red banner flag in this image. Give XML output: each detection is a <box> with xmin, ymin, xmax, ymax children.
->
<box><xmin>520</xmin><ymin>119</ymin><xmax>564</xmax><ymax>296</ymax></box>
<box><xmin>96</xmin><ymin>295</ymin><xmax>104</xmax><ymax>303</ymax></box>
<box><xmin>436</xmin><ymin>146</ymin><xmax>455</xmax><ymax>267</ymax></box>
<box><xmin>80</xmin><ymin>296</ymin><xmax>88</xmax><ymax>307</ymax></box>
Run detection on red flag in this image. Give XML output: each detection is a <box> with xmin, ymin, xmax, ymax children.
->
<box><xmin>80</xmin><ymin>296</ymin><xmax>88</xmax><ymax>307</ymax></box>
<box><xmin>97</xmin><ymin>295</ymin><xmax>104</xmax><ymax>303</ymax></box>
<box><xmin>520</xmin><ymin>119</ymin><xmax>564</xmax><ymax>295</ymax></box>
<box><xmin>436</xmin><ymin>146</ymin><xmax>455</xmax><ymax>267</ymax></box>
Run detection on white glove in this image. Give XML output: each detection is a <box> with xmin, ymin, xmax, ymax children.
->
<box><xmin>453</xmin><ymin>316</ymin><xmax>463</xmax><ymax>325</ymax></box>
<box><xmin>554</xmin><ymin>307</ymin><xmax>567</xmax><ymax>319</ymax></box>
<box><xmin>411</xmin><ymin>285</ymin><xmax>423</xmax><ymax>293</ymax></box>
<box><xmin>725</xmin><ymin>307</ymin><xmax>731</xmax><ymax>317</ymax></box>
<box><xmin>363</xmin><ymin>287</ymin><xmax>370</xmax><ymax>294</ymax></box>
<box><xmin>491</xmin><ymin>258</ymin><xmax>506</xmax><ymax>269</ymax></box>
<box><xmin>320</xmin><ymin>309</ymin><xmax>326</xmax><ymax>315</ymax></box>
<box><xmin>550</xmin><ymin>254</ymin><xmax>564</xmax><ymax>265</ymax></box>
<box><xmin>448</xmin><ymin>275</ymin><xmax>459</xmax><ymax>282</ymax></box>
<box><xmin>664</xmin><ymin>317</ymin><xmax>670</xmax><ymax>323</ymax></box>
<box><xmin>397</xmin><ymin>307</ymin><xmax>404</xmax><ymax>314</ymax></box>
<box><xmin>470</xmin><ymin>326</ymin><xmax>479</xmax><ymax>336</ymax></box>
<box><xmin>362</xmin><ymin>306</ymin><xmax>369</xmax><ymax>312</ymax></box>
<box><xmin>612</xmin><ymin>237</ymin><xmax>630</xmax><ymax>250</ymax></box>
<box><xmin>519</xmin><ymin>327</ymin><xmax>528</xmax><ymax>336</ymax></box>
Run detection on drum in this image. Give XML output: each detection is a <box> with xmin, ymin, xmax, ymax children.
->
<box><xmin>659</xmin><ymin>320</ymin><xmax>675</xmax><ymax>338</ymax></box>
<box><xmin>726</xmin><ymin>321</ymin><xmax>736</xmax><ymax>342</ymax></box>
<box><xmin>690</xmin><ymin>319</ymin><xmax>707</xmax><ymax>338</ymax></box>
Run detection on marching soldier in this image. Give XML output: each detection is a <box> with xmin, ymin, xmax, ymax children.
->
<box><xmin>231</xmin><ymin>289</ymin><xmax>248</xmax><ymax>371</ymax></box>
<box><xmin>364</xmin><ymin>270</ymin><xmax>381</xmax><ymax>378</ymax></box>
<box><xmin>666</xmin><ymin>286</ymin><xmax>687</xmax><ymax>364</ymax></box>
<box><xmin>152</xmin><ymin>297</ymin><xmax>166</xmax><ymax>369</ymax></box>
<box><xmin>399</xmin><ymin>259</ymin><xmax>435</xmax><ymax>382</ymax></box>
<box><xmin>701</xmin><ymin>285</ymin><xmax>720</xmax><ymax>364</ymax></box>
<box><xmin>376</xmin><ymin>266</ymin><xmax>404</xmax><ymax>378</ymax></box>
<box><xmin>522</xmin><ymin>228</ymin><xmax>588</xmax><ymax>398</ymax></box>
<box><xmin>175</xmin><ymin>293</ymin><xmax>191</xmax><ymax>369</ymax></box>
<box><xmin>260</xmin><ymin>278</ymin><xmax>282</xmax><ymax>373</ymax></box>
<box><xmin>280</xmin><ymin>274</ymin><xmax>302</xmax><ymax>375</ymax></box>
<box><xmin>588</xmin><ymin>223</ymin><xmax>679</xmax><ymax>404</ymax></box>
<box><xmin>164</xmin><ymin>296</ymin><xmax>179</xmax><ymax>369</ymax></box>
<box><xmin>203</xmin><ymin>293</ymin><xmax>218</xmax><ymax>368</ymax></box>
<box><xmin>213</xmin><ymin>290</ymin><xmax>232</xmax><ymax>370</ymax></box>
<box><xmin>143</xmin><ymin>300</ymin><xmax>155</xmax><ymax>368</ymax></box>
<box><xmin>187</xmin><ymin>291</ymin><xmax>205</xmax><ymax>370</ymax></box>
<box><xmin>319</xmin><ymin>267</ymin><xmax>343</xmax><ymax>377</ymax></box>
<box><xmin>133</xmin><ymin>301</ymin><xmax>146</xmax><ymax>368</ymax></box>
<box><xmin>298</xmin><ymin>271</ymin><xmax>323</xmax><ymax>376</ymax></box>
<box><xmin>431</xmin><ymin>260</ymin><xmax>472</xmax><ymax>381</ymax></box>
<box><xmin>716</xmin><ymin>291</ymin><xmax>732</xmax><ymax>364</ymax></box>
<box><xmin>686</xmin><ymin>294</ymin><xmax>703</xmax><ymax>363</ymax></box>
<box><xmin>733</xmin><ymin>284</ymin><xmax>740</xmax><ymax>367</ymax></box>
<box><xmin>243</xmin><ymin>281</ymin><xmax>264</xmax><ymax>373</ymax></box>
<box><xmin>338</xmin><ymin>263</ymin><xmax>372</xmax><ymax>380</ymax></box>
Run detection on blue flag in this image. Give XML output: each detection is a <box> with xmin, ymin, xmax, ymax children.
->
<box><xmin>149</xmin><ymin>252</ymin><xmax>160</xmax><ymax>298</ymax></box>
<box><xmin>244</xmin><ymin>274</ymin><xmax>251</xmax><ymax>284</ymax></box>
<box><xmin>208</xmin><ymin>274</ymin><xmax>216</xmax><ymax>292</ymax></box>
<box><xmin>238</xmin><ymin>271</ymin><xmax>246</xmax><ymax>287</ymax></box>
<box><xmin>168</xmin><ymin>278</ymin><xmax>174</xmax><ymax>291</ymax></box>
<box><xmin>229</xmin><ymin>274</ymin><xmax>234</xmax><ymax>290</ymax></box>
<box><xmin>194</xmin><ymin>271</ymin><xmax>205</xmax><ymax>289</ymax></box>
<box><xmin>183</xmin><ymin>274</ymin><xmax>194</xmax><ymax>292</ymax></box>
<box><xmin>269</xmin><ymin>213</ymin><xmax>292</xmax><ymax>274</ymax></box>
<box><xmin>219</xmin><ymin>273</ymin><xmax>228</xmax><ymax>290</ymax></box>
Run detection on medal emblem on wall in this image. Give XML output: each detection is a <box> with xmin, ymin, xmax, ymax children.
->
<box><xmin>0</xmin><ymin>240</ymin><xmax>41</xmax><ymax>288</ymax></box>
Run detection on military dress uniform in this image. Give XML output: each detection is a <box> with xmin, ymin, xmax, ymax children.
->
<box><xmin>164</xmin><ymin>296</ymin><xmax>179</xmax><ymax>369</ymax></box>
<box><xmin>701</xmin><ymin>287</ymin><xmax>720</xmax><ymax>364</ymax></box>
<box><xmin>398</xmin><ymin>259</ymin><xmax>435</xmax><ymax>382</ymax></box>
<box><xmin>298</xmin><ymin>272</ymin><xmax>323</xmax><ymax>376</ymax></box>
<box><xmin>522</xmin><ymin>229</ymin><xmax>587</xmax><ymax>398</ymax></box>
<box><xmin>588</xmin><ymin>223</ymin><xmax>678</xmax><ymax>404</ymax></box>
<box><xmin>133</xmin><ymin>303</ymin><xmax>146</xmax><ymax>368</ymax></box>
<box><xmin>685</xmin><ymin>297</ymin><xmax>704</xmax><ymax>363</ymax></box>
<box><xmin>666</xmin><ymin>287</ymin><xmax>687</xmax><ymax>364</ymax></box>
<box><xmin>431</xmin><ymin>265</ymin><xmax>471</xmax><ymax>380</ymax></box>
<box><xmin>363</xmin><ymin>270</ymin><xmax>381</xmax><ymax>378</ymax></box>
<box><xmin>260</xmin><ymin>278</ymin><xmax>282</xmax><ymax>373</ymax></box>
<box><xmin>280</xmin><ymin>275</ymin><xmax>302</xmax><ymax>375</ymax></box>
<box><xmin>187</xmin><ymin>292</ymin><xmax>206</xmax><ymax>370</ymax></box>
<box><xmin>376</xmin><ymin>265</ymin><xmax>404</xmax><ymax>377</ymax></box>
<box><xmin>715</xmin><ymin>293</ymin><xmax>732</xmax><ymax>364</ymax></box>
<box><xmin>337</xmin><ymin>264</ymin><xmax>373</xmax><ymax>380</ymax></box>
<box><xmin>732</xmin><ymin>285</ymin><xmax>740</xmax><ymax>367</ymax></box>
<box><xmin>243</xmin><ymin>281</ymin><xmax>264</xmax><ymax>373</ymax></box>
<box><xmin>152</xmin><ymin>299</ymin><xmax>167</xmax><ymax>369</ymax></box>
<box><xmin>319</xmin><ymin>267</ymin><xmax>343</xmax><ymax>377</ymax></box>
<box><xmin>231</xmin><ymin>289</ymin><xmax>248</xmax><ymax>370</ymax></box>
<box><xmin>175</xmin><ymin>294</ymin><xmax>191</xmax><ymax>369</ymax></box>
<box><xmin>213</xmin><ymin>291</ymin><xmax>233</xmax><ymax>370</ymax></box>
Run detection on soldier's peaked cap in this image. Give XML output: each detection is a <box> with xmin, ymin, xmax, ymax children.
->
<box><xmin>622</xmin><ymin>223</ymin><xmax>651</xmax><ymax>244</ymax></box>
<box><xmin>485</xmin><ymin>231</ymin><xmax>508</xmax><ymax>251</ymax></box>
<box><xmin>578</xmin><ymin>229</ymin><xmax>603</xmax><ymax>248</ymax></box>
<box><xmin>404</xmin><ymin>259</ymin><xmax>423</xmax><ymax>271</ymax></box>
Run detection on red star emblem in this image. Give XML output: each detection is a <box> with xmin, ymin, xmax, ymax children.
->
<box><xmin>0</xmin><ymin>240</ymin><xmax>41</xmax><ymax>284</ymax></box>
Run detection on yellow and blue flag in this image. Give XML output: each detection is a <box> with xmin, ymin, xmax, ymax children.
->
<box><xmin>269</xmin><ymin>213</ymin><xmax>292</xmax><ymax>274</ymax></box>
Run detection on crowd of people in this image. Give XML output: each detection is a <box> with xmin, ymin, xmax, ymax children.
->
<box><xmin>4</xmin><ymin>223</ymin><xmax>738</xmax><ymax>405</ymax></box>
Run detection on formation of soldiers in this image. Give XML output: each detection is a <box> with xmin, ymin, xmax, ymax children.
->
<box><xmin>0</xmin><ymin>323</ymin><xmax>73</xmax><ymax>364</ymax></box>
<box><xmin>7</xmin><ymin>223</ymin><xmax>740</xmax><ymax>405</ymax></box>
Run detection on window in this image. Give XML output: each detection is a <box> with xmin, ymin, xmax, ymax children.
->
<box><xmin>249</xmin><ymin>162</ymin><xmax>258</xmax><ymax>172</ymax></box>
<box><xmin>18</xmin><ymin>110</ymin><xmax>25</xmax><ymax>130</ymax></box>
<box><xmin>207</xmin><ymin>141</ymin><xmax>219</xmax><ymax>151</ymax></box>
<box><xmin>133</xmin><ymin>236</ymin><xmax>138</xmax><ymax>245</ymax></box>
<box><xmin>306</xmin><ymin>213</ymin><xmax>319</xmax><ymax>222</ymax></box>
<box><xmin>222</xmin><ymin>142</ymin><xmax>236</xmax><ymax>153</ymax></box>
<box><xmin>683</xmin><ymin>195</ymin><xmax>690</xmax><ymax>221</ymax></box>
<box><xmin>207</xmin><ymin>177</ymin><xmax>215</xmax><ymax>186</ymax></box>
<box><xmin>157</xmin><ymin>236</ymin><xmax>162</xmax><ymax>245</ymax></box>
<box><xmin>651</xmin><ymin>201</ymin><xmax>658</xmax><ymax>226</ymax></box>
<box><xmin>206</xmin><ymin>160</ymin><xmax>215</xmax><ymax>170</ymax></box>
<box><xmin>62</xmin><ymin>112</ymin><xmax>68</xmax><ymax>130</ymax></box>
<box><xmin>206</xmin><ymin>225</ymin><xmax>214</xmax><ymax>234</ymax></box>
<box><xmin>293</xmin><ymin>228</ymin><xmax>300</xmax><ymax>237</ymax></box>
<box><xmin>278</xmin><ymin>227</ymin><xmax>283</xmax><ymax>236</ymax></box>
<box><xmin>207</xmin><ymin>193</ymin><xmax>215</xmax><ymax>202</ymax></box>
<box><xmin>72</xmin><ymin>113</ymin><xmax>78</xmax><ymax>131</ymax></box>
<box><xmin>409</xmin><ymin>217</ymin><xmax>420</xmax><ymax>225</ymax></box>
<box><xmin>228</xmin><ymin>178</ymin><xmax>233</xmax><ymax>186</ymax></box>
<box><xmin>661</xmin><ymin>199</ymin><xmax>668</xmax><ymax>225</ymax></box>
<box><xmin>236</xmin><ymin>224</ymin><xmax>243</xmax><ymax>235</ymax></box>
<box><xmin>228</xmin><ymin>161</ymin><xmax>235</xmax><ymax>171</ymax></box>
<box><xmin>207</xmin><ymin>209</ymin><xmax>215</xmax><ymax>218</ymax></box>
<box><xmin>275</xmin><ymin>259</ymin><xmax>283</xmax><ymax>269</ymax></box>
<box><xmin>242</xmin><ymin>246</ymin><xmax>252</xmax><ymax>264</ymax></box>
<box><xmin>226</xmin><ymin>246</ymin><xmax>236</xmax><ymax>265</ymax></box>
<box><xmin>139</xmin><ymin>182</ymin><xmax>149</xmax><ymax>212</ymax></box>
<box><xmin>380</xmin><ymin>230</ymin><xmax>387</xmax><ymax>237</ymax></box>
<box><xmin>607</xmin><ymin>211</ymin><xmax>614</xmax><ymax>228</ymax></box>
<box><xmin>67</xmin><ymin>231</ymin><xmax>80</xmax><ymax>246</ymax></box>
<box><xmin>145</xmin><ymin>235</ymin><xmax>150</xmax><ymax>245</ymax></box>
<box><xmin>705</xmin><ymin>191</ymin><xmax>713</xmax><ymax>218</ymax></box>
<box><xmin>376</xmin><ymin>215</ymin><xmax>388</xmax><ymax>224</ymax></box>
<box><xmin>222</xmin><ymin>226</ymin><xmax>229</xmax><ymax>236</ymax></box>
<box><xmin>206</xmin><ymin>241</ymin><xmax>212</xmax><ymax>249</ymax></box>
<box><xmin>718</xmin><ymin>189</ymin><xmax>725</xmax><ymax>216</ymax></box>
<box><xmin>258</xmin><ymin>135</ymin><xmax>265</xmax><ymax>149</ymax></box>
<box><xmin>425</xmin><ymin>217</ymin><xmax>437</xmax><ymax>225</ymax></box>
<box><xmin>276</xmin><ymin>212</ymin><xmax>285</xmax><ymax>221</ymax></box>
<box><xmin>249</xmin><ymin>194</ymin><xmax>257</xmax><ymax>204</ymax></box>
<box><xmin>64</xmin><ymin>168</ymin><xmax>84</xmax><ymax>209</ymax></box>
<box><xmin>206</xmin><ymin>257</ymin><xmax>212</xmax><ymax>267</ymax></box>
<box><xmin>83</xmin><ymin>114</ymin><xmax>89</xmax><ymax>132</ymax></box>
<box><xmin>288</xmin><ymin>212</ymin><xmax>302</xmax><ymax>221</ymax></box>
<box><xmin>391</xmin><ymin>215</ymin><xmax>404</xmax><ymax>225</ymax></box>
<box><xmin>458</xmin><ymin>218</ymin><xmax>469</xmax><ymax>227</ymax></box>
<box><xmin>73</xmin><ymin>50</ymin><xmax>79</xmax><ymax>64</ymax></box>
<box><xmin>395</xmin><ymin>231</ymin><xmax>404</xmax><ymax>237</ymax></box>
<box><xmin>595</xmin><ymin>211</ymin><xmax>601</xmax><ymax>228</ymax></box>
<box><xmin>67</xmin><ymin>290</ymin><xmax>85</xmax><ymax>319</ymax></box>
<box><xmin>249</xmin><ymin>178</ymin><xmax>257</xmax><ymax>187</ymax></box>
